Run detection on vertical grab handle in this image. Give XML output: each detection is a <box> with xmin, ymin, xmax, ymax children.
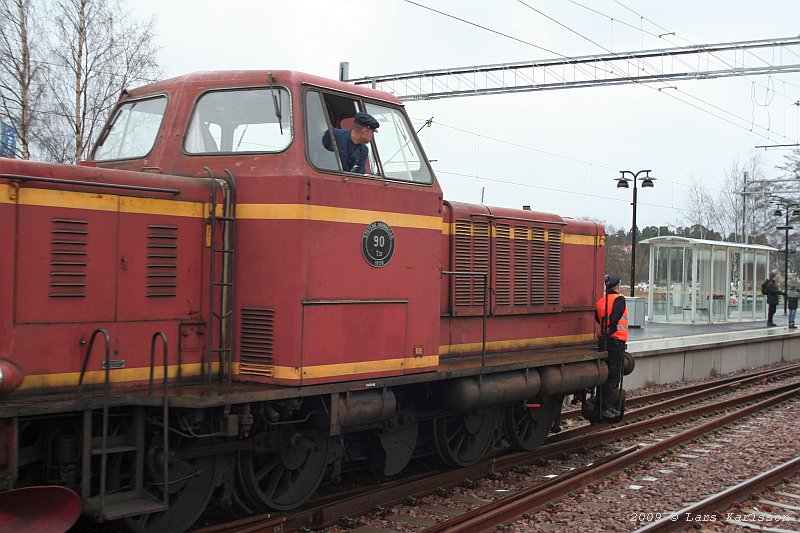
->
<box><xmin>149</xmin><ymin>332</ymin><xmax>170</xmax><ymax>506</ymax></box>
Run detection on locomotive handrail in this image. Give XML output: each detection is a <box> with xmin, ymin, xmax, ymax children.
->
<box><xmin>77</xmin><ymin>328</ymin><xmax>111</xmax><ymax>514</ymax></box>
<box><xmin>443</xmin><ymin>270</ymin><xmax>489</xmax><ymax>365</ymax></box>
<box><xmin>78</xmin><ymin>328</ymin><xmax>111</xmax><ymax>389</ymax></box>
<box><xmin>2</xmin><ymin>173</ymin><xmax>181</xmax><ymax>194</ymax></box>
<box><xmin>149</xmin><ymin>332</ymin><xmax>170</xmax><ymax>507</ymax></box>
<box><xmin>223</xmin><ymin>169</ymin><xmax>237</xmax><ymax>384</ymax></box>
<box><xmin>204</xmin><ymin>167</ymin><xmax>237</xmax><ymax>384</ymax></box>
<box><xmin>467</xmin><ymin>212</ymin><xmax>568</xmax><ymax>225</ymax></box>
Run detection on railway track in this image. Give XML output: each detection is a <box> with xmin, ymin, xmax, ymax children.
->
<box><xmin>422</xmin><ymin>385</ymin><xmax>799</xmax><ymax>532</ymax></box>
<box><xmin>633</xmin><ymin>456</ymin><xmax>800</xmax><ymax>532</ymax></box>
<box><xmin>194</xmin><ymin>363</ymin><xmax>800</xmax><ymax>532</ymax></box>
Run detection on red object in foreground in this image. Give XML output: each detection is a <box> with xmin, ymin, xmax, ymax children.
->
<box><xmin>0</xmin><ymin>359</ymin><xmax>24</xmax><ymax>394</ymax></box>
<box><xmin>0</xmin><ymin>486</ymin><xmax>81</xmax><ymax>533</ymax></box>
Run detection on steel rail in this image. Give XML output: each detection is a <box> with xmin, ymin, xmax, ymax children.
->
<box><xmin>633</xmin><ymin>456</ymin><xmax>800</xmax><ymax>533</ymax></box>
<box><xmin>560</xmin><ymin>363</ymin><xmax>800</xmax><ymax>420</ymax></box>
<box><xmin>427</xmin><ymin>385</ymin><xmax>800</xmax><ymax>532</ymax></box>
<box><xmin>197</xmin><ymin>378</ymin><xmax>799</xmax><ymax>532</ymax></box>
<box><xmin>523</xmin><ymin>379</ymin><xmax>800</xmax><ymax>466</ymax></box>
<box><xmin>550</xmin><ymin>365</ymin><xmax>800</xmax><ymax>442</ymax></box>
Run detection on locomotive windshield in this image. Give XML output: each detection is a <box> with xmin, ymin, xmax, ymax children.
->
<box><xmin>93</xmin><ymin>96</ymin><xmax>167</xmax><ymax>161</ymax></box>
<box><xmin>364</xmin><ymin>103</ymin><xmax>432</xmax><ymax>184</ymax></box>
<box><xmin>184</xmin><ymin>87</ymin><xmax>292</xmax><ymax>154</ymax></box>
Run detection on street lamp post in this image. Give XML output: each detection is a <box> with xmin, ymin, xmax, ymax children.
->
<box><xmin>616</xmin><ymin>170</ymin><xmax>655</xmax><ymax>298</ymax></box>
<box><xmin>773</xmin><ymin>202</ymin><xmax>798</xmax><ymax>314</ymax></box>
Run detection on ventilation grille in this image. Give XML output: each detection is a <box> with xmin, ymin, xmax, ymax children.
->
<box><xmin>454</xmin><ymin>219</ymin><xmax>489</xmax><ymax>307</ymax></box>
<box><xmin>50</xmin><ymin>218</ymin><xmax>88</xmax><ymax>298</ymax></box>
<box><xmin>531</xmin><ymin>227</ymin><xmax>546</xmax><ymax>305</ymax></box>
<box><xmin>238</xmin><ymin>308</ymin><xmax>275</xmax><ymax>377</ymax></box>
<box><xmin>512</xmin><ymin>226</ymin><xmax>529</xmax><ymax>305</ymax></box>
<box><xmin>495</xmin><ymin>224</ymin><xmax>511</xmax><ymax>306</ymax></box>
<box><xmin>146</xmin><ymin>224</ymin><xmax>178</xmax><ymax>297</ymax></box>
<box><xmin>547</xmin><ymin>229</ymin><xmax>562</xmax><ymax>304</ymax></box>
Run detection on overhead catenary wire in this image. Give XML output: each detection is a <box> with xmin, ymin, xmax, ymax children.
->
<box><xmin>512</xmin><ymin>0</ymin><xmax>797</xmax><ymax>144</ymax></box>
<box><xmin>399</xmin><ymin>0</ymin><xmax>798</xmax><ymax>145</ymax></box>
<box><xmin>413</xmin><ymin>116</ymin><xmax>733</xmax><ymax>214</ymax></box>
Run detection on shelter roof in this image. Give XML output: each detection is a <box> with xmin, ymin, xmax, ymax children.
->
<box><xmin>639</xmin><ymin>236</ymin><xmax>777</xmax><ymax>252</ymax></box>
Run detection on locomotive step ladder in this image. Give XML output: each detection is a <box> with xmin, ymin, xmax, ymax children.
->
<box><xmin>78</xmin><ymin>329</ymin><xmax>171</xmax><ymax>521</ymax></box>
<box><xmin>205</xmin><ymin>167</ymin><xmax>237</xmax><ymax>384</ymax></box>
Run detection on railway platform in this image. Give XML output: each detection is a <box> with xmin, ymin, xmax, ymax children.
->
<box><xmin>623</xmin><ymin>314</ymin><xmax>800</xmax><ymax>388</ymax></box>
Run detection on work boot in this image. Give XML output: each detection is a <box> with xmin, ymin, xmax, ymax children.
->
<box><xmin>601</xmin><ymin>406</ymin><xmax>620</xmax><ymax>419</ymax></box>
<box><xmin>767</xmin><ymin>322</ymin><xmax>777</xmax><ymax>327</ymax></box>
<box><xmin>790</xmin><ymin>322</ymin><xmax>797</xmax><ymax>329</ymax></box>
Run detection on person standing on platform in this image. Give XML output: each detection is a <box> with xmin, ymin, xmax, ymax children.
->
<box><xmin>764</xmin><ymin>272</ymin><xmax>784</xmax><ymax>327</ymax></box>
<box><xmin>787</xmin><ymin>284</ymin><xmax>799</xmax><ymax>329</ymax></box>
<box><xmin>594</xmin><ymin>275</ymin><xmax>628</xmax><ymax>418</ymax></box>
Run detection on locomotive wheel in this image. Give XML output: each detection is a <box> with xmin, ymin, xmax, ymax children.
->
<box><xmin>237</xmin><ymin>429</ymin><xmax>330</xmax><ymax>511</ymax></box>
<box><xmin>122</xmin><ymin>442</ymin><xmax>219</xmax><ymax>533</ymax></box>
<box><xmin>503</xmin><ymin>396</ymin><xmax>557</xmax><ymax>451</ymax></box>
<box><xmin>433</xmin><ymin>409</ymin><xmax>496</xmax><ymax>467</ymax></box>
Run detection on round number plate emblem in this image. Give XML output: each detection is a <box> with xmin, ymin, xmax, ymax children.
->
<box><xmin>362</xmin><ymin>221</ymin><xmax>395</xmax><ymax>267</ymax></box>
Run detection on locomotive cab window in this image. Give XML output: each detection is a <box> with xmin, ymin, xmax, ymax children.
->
<box><xmin>364</xmin><ymin>103</ymin><xmax>432</xmax><ymax>184</ymax></box>
<box><xmin>184</xmin><ymin>87</ymin><xmax>292</xmax><ymax>154</ymax></box>
<box><xmin>92</xmin><ymin>96</ymin><xmax>167</xmax><ymax>161</ymax></box>
<box><xmin>306</xmin><ymin>90</ymin><xmax>432</xmax><ymax>184</ymax></box>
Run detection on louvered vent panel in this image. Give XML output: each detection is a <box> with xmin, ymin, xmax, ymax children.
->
<box><xmin>495</xmin><ymin>224</ymin><xmax>511</xmax><ymax>306</ymax></box>
<box><xmin>238</xmin><ymin>308</ymin><xmax>275</xmax><ymax>377</ymax></box>
<box><xmin>454</xmin><ymin>220</ymin><xmax>473</xmax><ymax>306</ymax></box>
<box><xmin>513</xmin><ymin>225</ymin><xmax>530</xmax><ymax>306</ymax></box>
<box><xmin>50</xmin><ymin>218</ymin><xmax>88</xmax><ymax>298</ymax></box>
<box><xmin>547</xmin><ymin>229</ymin><xmax>562</xmax><ymax>305</ymax></box>
<box><xmin>471</xmin><ymin>221</ymin><xmax>490</xmax><ymax>306</ymax></box>
<box><xmin>531</xmin><ymin>227</ymin><xmax>546</xmax><ymax>305</ymax></box>
<box><xmin>146</xmin><ymin>224</ymin><xmax>178</xmax><ymax>297</ymax></box>
<box><xmin>454</xmin><ymin>220</ymin><xmax>489</xmax><ymax>307</ymax></box>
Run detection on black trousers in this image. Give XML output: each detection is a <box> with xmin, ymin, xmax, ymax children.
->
<box><xmin>602</xmin><ymin>337</ymin><xmax>625</xmax><ymax>409</ymax></box>
<box><xmin>768</xmin><ymin>303</ymin><xmax>777</xmax><ymax>323</ymax></box>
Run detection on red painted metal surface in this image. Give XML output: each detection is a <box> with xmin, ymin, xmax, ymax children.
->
<box><xmin>0</xmin><ymin>486</ymin><xmax>81</xmax><ymax>533</ymax></box>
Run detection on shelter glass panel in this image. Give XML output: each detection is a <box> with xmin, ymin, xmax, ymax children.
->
<box><xmin>711</xmin><ymin>248</ymin><xmax>728</xmax><ymax>321</ymax></box>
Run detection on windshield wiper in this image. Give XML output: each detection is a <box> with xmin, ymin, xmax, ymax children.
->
<box><xmin>268</xmin><ymin>73</ymin><xmax>283</xmax><ymax>135</ymax></box>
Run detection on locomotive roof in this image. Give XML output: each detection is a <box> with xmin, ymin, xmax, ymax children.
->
<box><xmin>126</xmin><ymin>70</ymin><xmax>404</xmax><ymax>105</ymax></box>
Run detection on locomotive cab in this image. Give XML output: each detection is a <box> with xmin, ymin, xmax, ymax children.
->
<box><xmin>89</xmin><ymin>71</ymin><xmax>445</xmax><ymax>387</ymax></box>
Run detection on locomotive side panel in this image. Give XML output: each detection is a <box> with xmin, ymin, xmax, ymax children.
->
<box><xmin>561</xmin><ymin>218</ymin><xmax>605</xmax><ymax>312</ymax></box>
<box><xmin>230</xmin><ymin>79</ymin><xmax>444</xmax><ymax>386</ymax></box>
<box><xmin>115</xmin><ymin>199</ymin><xmax>205</xmax><ymax>321</ymax></box>
<box><xmin>1</xmin><ymin>159</ymin><xmax>213</xmax><ymax>392</ymax></box>
<box><xmin>439</xmin><ymin>203</ymin><xmax>604</xmax><ymax>360</ymax></box>
<box><xmin>15</xmin><ymin>187</ymin><xmax>119</xmax><ymax>324</ymax></box>
<box><xmin>0</xmin><ymin>182</ymin><xmax>16</xmax><ymax>364</ymax></box>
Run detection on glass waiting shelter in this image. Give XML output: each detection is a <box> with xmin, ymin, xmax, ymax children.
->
<box><xmin>640</xmin><ymin>236</ymin><xmax>776</xmax><ymax>323</ymax></box>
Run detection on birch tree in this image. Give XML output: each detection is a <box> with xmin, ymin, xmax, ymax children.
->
<box><xmin>682</xmin><ymin>179</ymin><xmax>718</xmax><ymax>240</ymax></box>
<box><xmin>43</xmin><ymin>0</ymin><xmax>160</xmax><ymax>162</ymax></box>
<box><xmin>0</xmin><ymin>0</ymin><xmax>44</xmax><ymax>159</ymax></box>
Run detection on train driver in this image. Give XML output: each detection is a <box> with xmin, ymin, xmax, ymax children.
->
<box><xmin>322</xmin><ymin>111</ymin><xmax>380</xmax><ymax>173</ymax></box>
<box><xmin>594</xmin><ymin>275</ymin><xmax>628</xmax><ymax>418</ymax></box>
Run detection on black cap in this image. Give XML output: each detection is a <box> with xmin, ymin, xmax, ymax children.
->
<box><xmin>606</xmin><ymin>275</ymin><xmax>620</xmax><ymax>288</ymax></box>
<box><xmin>353</xmin><ymin>112</ymin><xmax>380</xmax><ymax>131</ymax></box>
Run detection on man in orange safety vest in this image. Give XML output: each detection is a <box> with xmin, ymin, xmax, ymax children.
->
<box><xmin>594</xmin><ymin>275</ymin><xmax>628</xmax><ymax>418</ymax></box>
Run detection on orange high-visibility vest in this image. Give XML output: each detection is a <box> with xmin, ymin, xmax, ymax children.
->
<box><xmin>595</xmin><ymin>293</ymin><xmax>629</xmax><ymax>342</ymax></box>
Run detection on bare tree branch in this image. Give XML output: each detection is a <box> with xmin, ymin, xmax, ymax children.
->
<box><xmin>42</xmin><ymin>0</ymin><xmax>161</xmax><ymax>162</ymax></box>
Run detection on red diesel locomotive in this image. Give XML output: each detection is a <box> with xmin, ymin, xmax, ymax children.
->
<box><xmin>0</xmin><ymin>70</ymin><xmax>613</xmax><ymax>532</ymax></box>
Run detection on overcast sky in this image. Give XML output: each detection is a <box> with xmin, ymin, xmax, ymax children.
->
<box><xmin>132</xmin><ymin>0</ymin><xmax>800</xmax><ymax>230</ymax></box>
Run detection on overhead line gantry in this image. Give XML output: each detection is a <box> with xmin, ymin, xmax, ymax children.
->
<box><xmin>345</xmin><ymin>36</ymin><xmax>800</xmax><ymax>100</ymax></box>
